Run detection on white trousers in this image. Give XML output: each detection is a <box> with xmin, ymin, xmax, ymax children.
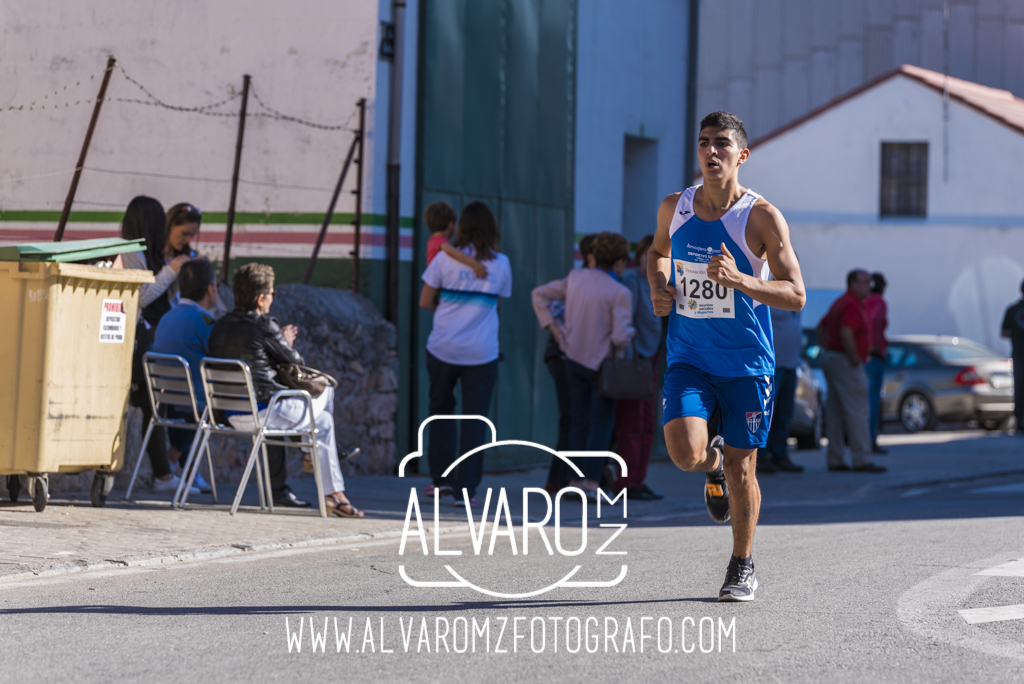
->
<box><xmin>229</xmin><ymin>386</ymin><xmax>345</xmax><ymax>493</ymax></box>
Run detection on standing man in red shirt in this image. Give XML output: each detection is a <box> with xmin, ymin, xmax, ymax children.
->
<box><xmin>864</xmin><ymin>273</ymin><xmax>889</xmax><ymax>454</ymax></box>
<box><xmin>816</xmin><ymin>270</ymin><xmax>886</xmax><ymax>473</ymax></box>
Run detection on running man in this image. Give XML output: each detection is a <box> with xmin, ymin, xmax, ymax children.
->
<box><xmin>648</xmin><ymin>112</ymin><xmax>805</xmax><ymax>601</ymax></box>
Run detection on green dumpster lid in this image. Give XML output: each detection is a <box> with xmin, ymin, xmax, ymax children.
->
<box><xmin>0</xmin><ymin>237</ymin><xmax>146</xmax><ymax>263</ymax></box>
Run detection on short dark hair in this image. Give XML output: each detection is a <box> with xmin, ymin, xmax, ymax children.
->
<box><xmin>179</xmin><ymin>258</ymin><xmax>217</xmax><ymax>302</ymax></box>
<box><xmin>233</xmin><ymin>262</ymin><xmax>275</xmax><ymax>312</ymax></box>
<box><xmin>578</xmin><ymin>234</ymin><xmax>596</xmax><ymax>261</ymax></box>
<box><xmin>635</xmin><ymin>234</ymin><xmax>655</xmax><ymax>262</ymax></box>
<box><xmin>423</xmin><ymin>201</ymin><xmax>457</xmax><ymax>234</ymax></box>
<box><xmin>699</xmin><ymin>111</ymin><xmax>748</xmax><ymax>150</ymax></box>
<box><xmin>591</xmin><ymin>232</ymin><xmax>630</xmax><ymax>270</ymax></box>
<box><xmin>870</xmin><ymin>272</ymin><xmax>887</xmax><ymax>294</ymax></box>
<box><xmin>453</xmin><ymin>201</ymin><xmax>500</xmax><ymax>261</ymax></box>
<box><xmin>847</xmin><ymin>268</ymin><xmax>869</xmax><ymax>288</ymax></box>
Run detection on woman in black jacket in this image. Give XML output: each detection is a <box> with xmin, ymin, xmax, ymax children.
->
<box><xmin>121</xmin><ymin>196</ymin><xmax>194</xmax><ymax>493</ymax></box>
<box><xmin>208</xmin><ymin>263</ymin><xmax>362</xmax><ymax>517</ymax></box>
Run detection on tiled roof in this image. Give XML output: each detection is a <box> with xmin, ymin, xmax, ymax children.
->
<box><xmin>749</xmin><ymin>64</ymin><xmax>1024</xmax><ymax>150</ymax></box>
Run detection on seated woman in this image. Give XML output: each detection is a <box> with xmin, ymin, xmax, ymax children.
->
<box><xmin>208</xmin><ymin>263</ymin><xmax>363</xmax><ymax>518</ymax></box>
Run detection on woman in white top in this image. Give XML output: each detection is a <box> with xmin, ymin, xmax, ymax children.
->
<box><xmin>418</xmin><ymin>202</ymin><xmax>512</xmax><ymax>506</ymax></box>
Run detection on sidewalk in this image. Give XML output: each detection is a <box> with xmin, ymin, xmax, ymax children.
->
<box><xmin>0</xmin><ymin>430</ymin><xmax>1021</xmax><ymax>582</ymax></box>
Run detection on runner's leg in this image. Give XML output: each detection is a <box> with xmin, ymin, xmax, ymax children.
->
<box><xmin>664</xmin><ymin>416</ymin><xmax>719</xmax><ymax>472</ymax></box>
<box><xmin>722</xmin><ymin>445</ymin><xmax>759</xmax><ymax>557</ymax></box>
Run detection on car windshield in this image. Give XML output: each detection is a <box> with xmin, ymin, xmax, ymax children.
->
<box><xmin>925</xmin><ymin>339</ymin><xmax>1002</xmax><ymax>362</ymax></box>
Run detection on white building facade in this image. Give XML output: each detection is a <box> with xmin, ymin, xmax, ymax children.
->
<box><xmin>738</xmin><ymin>66</ymin><xmax>1024</xmax><ymax>354</ymax></box>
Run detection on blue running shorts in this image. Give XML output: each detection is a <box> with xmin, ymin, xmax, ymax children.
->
<box><xmin>662</xmin><ymin>363</ymin><xmax>775</xmax><ymax>449</ymax></box>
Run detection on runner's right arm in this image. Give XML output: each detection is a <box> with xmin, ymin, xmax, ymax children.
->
<box><xmin>648</xmin><ymin>193</ymin><xmax>681</xmax><ymax>316</ymax></box>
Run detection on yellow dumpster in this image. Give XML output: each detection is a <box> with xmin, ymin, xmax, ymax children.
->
<box><xmin>0</xmin><ymin>250</ymin><xmax>153</xmax><ymax>511</ymax></box>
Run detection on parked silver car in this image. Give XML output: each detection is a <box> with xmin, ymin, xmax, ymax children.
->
<box><xmin>882</xmin><ymin>335</ymin><xmax>1015</xmax><ymax>432</ymax></box>
<box><xmin>789</xmin><ymin>357</ymin><xmax>824</xmax><ymax>449</ymax></box>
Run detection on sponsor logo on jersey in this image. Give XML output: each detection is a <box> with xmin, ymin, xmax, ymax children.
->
<box><xmin>687</xmin><ymin>299</ymin><xmax>698</xmax><ymax>311</ymax></box>
<box><xmin>746</xmin><ymin>412</ymin><xmax>762</xmax><ymax>432</ymax></box>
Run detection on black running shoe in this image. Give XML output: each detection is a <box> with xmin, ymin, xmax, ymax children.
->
<box><xmin>704</xmin><ymin>436</ymin><xmax>730</xmax><ymax>523</ymax></box>
<box><xmin>719</xmin><ymin>558</ymin><xmax>758</xmax><ymax>602</ymax></box>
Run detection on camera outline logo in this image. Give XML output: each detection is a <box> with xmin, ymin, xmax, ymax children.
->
<box><xmin>397</xmin><ymin>415</ymin><xmax>630</xmax><ymax>599</ymax></box>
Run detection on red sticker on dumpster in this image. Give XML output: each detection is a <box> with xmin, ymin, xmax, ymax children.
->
<box><xmin>99</xmin><ymin>299</ymin><xmax>127</xmax><ymax>344</ymax></box>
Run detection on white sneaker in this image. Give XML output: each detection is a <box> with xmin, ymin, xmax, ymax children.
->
<box><xmin>191</xmin><ymin>471</ymin><xmax>213</xmax><ymax>494</ymax></box>
<box><xmin>153</xmin><ymin>474</ymin><xmax>199</xmax><ymax>496</ymax></box>
<box><xmin>152</xmin><ymin>474</ymin><xmax>180</xmax><ymax>492</ymax></box>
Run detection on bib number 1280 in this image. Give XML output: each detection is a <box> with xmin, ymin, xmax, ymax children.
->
<box><xmin>673</xmin><ymin>259</ymin><xmax>735</xmax><ymax>319</ymax></box>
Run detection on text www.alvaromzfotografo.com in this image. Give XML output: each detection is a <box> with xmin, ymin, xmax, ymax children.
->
<box><xmin>284</xmin><ymin>615</ymin><xmax>736</xmax><ymax>655</ymax></box>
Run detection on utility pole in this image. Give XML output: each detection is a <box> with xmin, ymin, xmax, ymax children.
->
<box><xmin>55</xmin><ymin>55</ymin><xmax>116</xmax><ymax>241</ymax></box>
<box><xmin>684</xmin><ymin>0</ymin><xmax>700</xmax><ymax>185</ymax></box>
<box><xmin>385</xmin><ymin>0</ymin><xmax>406</xmax><ymax>323</ymax></box>
<box><xmin>222</xmin><ymin>74</ymin><xmax>250</xmax><ymax>283</ymax></box>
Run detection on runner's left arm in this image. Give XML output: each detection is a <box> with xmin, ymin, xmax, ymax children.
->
<box><xmin>706</xmin><ymin>200</ymin><xmax>806</xmax><ymax>311</ymax></box>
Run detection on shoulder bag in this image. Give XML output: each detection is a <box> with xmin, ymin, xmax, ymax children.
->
<box><xmin>276</xmin><ymin>364</ymin><xmax>339</xmax><ymax>399</ymax></box>
<box><xmin>597</xmin><ymin>343</ymin><xmax>654</xmax><ymax>401</ymax></box>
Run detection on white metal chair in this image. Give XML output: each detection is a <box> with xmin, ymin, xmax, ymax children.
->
<box><xmin>124</xmin><ymin>352</ymin><xmax>218</xmax><ymax>505</ymax></box>
<box><xmin>188</xmin><ymin>358</ymin><xmax>327</xmax><ymax>518</ymax></box>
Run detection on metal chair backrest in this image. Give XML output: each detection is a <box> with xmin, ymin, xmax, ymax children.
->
<box><xmin>143</xmin><ymin>352</ymin><xmax>202</xmax><ymax>423</ymax></box>
<box><xmin>199</xmin><ymin>358</ymin><xmax>262</xmax><ymax>428</ymax></box>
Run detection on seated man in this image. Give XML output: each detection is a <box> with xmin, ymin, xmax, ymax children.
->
<box><xmin>152</xmin><ymin>258</ymin><xmax>219</xmax><ymax>494</ymax></box>
<box><xmin>207</xmin><ymin>263</ymin><xmax>362</xmax><ymax>516</ymax></box>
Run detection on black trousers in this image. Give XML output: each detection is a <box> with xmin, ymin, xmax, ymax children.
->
<box><xmin>544</xmin><ymin>338</ymin><xmax>573</xmax><ymax>487</ymax></box>
<box><xmin>425</xmin><ymin>350</ymin><xmax>499</xmax><ymax>499</ymax></box>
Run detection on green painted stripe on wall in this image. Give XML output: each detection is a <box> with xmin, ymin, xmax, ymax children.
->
<box><xmin>0</xmin><ymin>210</ymin><xmax>415</xmax><ymax>228</ymax></box>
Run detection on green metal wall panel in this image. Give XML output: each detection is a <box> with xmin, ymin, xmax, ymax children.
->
<box><xmin>495</xmin><ymin>199</ymin><xmax>536</xmax><ymax>443</ymax></box>
<box><xmin>412</xmin><ymin>0</ymin><xmax>576</xmax><ymax>469</ymax></box>
<box><xmin>537</xmin><ymin>0</ymin><xmax>575</xmax><ymax>207</ymax></box>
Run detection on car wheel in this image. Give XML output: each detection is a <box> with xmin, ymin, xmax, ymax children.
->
<box><xmin>900</xmin><ymin>392</ymin><xmax>937</xmax><ymax>432</ymax></box>
<box><xmin>796</xmin><ymin>400</ymin><xmax>823</xmax><ymax>450</ymax></box>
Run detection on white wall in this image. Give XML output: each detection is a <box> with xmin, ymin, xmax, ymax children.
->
<box><xmin>737</xmin><ymin>75</ymin><xmax>1024</xmax><ymax>353</ymax></box>
<box><xmin>0</xmin><ymin>1</ymin><xmax>409</xmax><ymax>259</ymax></box>
<box><xmin>575</xmin><ymin>0</ymin><xmax>690</xmax><ymax>240</ymax></box>
<box><xmin>742</xmin><ymin>75</ymin><xmax>1024</xmax><ymax>220</ymax></box>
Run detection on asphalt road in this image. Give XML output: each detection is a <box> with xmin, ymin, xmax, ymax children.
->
<box><xmin>2</xmin><ymin>444</ymin><xmax>1023</xmax><ymax>683</ymax></box>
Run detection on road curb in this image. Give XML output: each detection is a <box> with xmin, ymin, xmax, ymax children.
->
<box><xmin>885</xmin><ymin>468</ymin><xmax>1024</xmax><ymax>490</ymax></box>
<box><xmin>0</xmin><ymin>522</ymin><xmax>468</xmax><ymax>584</ymax></box>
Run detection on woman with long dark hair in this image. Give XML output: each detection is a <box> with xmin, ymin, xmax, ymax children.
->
<box><xmin>120</xmin><ymin>196</ymin><xmax>198</xmax><ymax>493</ymax></box>
<box><xmin>417</xmin><ymin>201</ymin><xmax>512</xmax><ymax>507</ymax></box>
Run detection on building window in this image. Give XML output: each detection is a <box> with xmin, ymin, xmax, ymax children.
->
<box><xmin>880</xmin><ymin>142</ymin><xmax>928</xmax><ymax>217</ymax></box>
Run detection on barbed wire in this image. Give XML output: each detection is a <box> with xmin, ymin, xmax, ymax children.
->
<box><xmin>114</xmin><ymin>66</ymin><xmax>243</xmax><ymax>114</ymax></box>
<box><xmin>3</xmin><ymin>65</ymin><xmax>359</xmax><ymax>132</ymax></box>
<box><xmin>248</xmin><ymin>84</ymin><xmax>357</xmax><ymax>132</ymax></box>
<box><xmin>2</xmin><ymin>71</ymin><xmax>103</xmax><ymax>111</ymax></box>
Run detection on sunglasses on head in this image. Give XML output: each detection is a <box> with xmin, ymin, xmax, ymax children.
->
<box><xmin>170</xmin><ymin>204</ymin><xmax>202</xmax><ymax>223</ymax></box>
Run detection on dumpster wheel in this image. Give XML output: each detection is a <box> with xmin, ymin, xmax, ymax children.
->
<box><xmin>6</xmin><ymin>475</ymin><xmax>21</xmax><ymax>503</ymax></box>
<box><xmin>91</xmin><ymin>472</ymin><xmax>114</xmax><ymax>508</ymax></box>
<box><xmin>28</xmin><ymin>475</ymin><xmax>48</xmax><ymax>512</ymax></box>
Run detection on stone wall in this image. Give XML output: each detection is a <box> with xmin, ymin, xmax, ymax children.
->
<box><xmin>1</xmin><ymin>285</ymin><xmax>397</xmax><ymax>498</ymax></box>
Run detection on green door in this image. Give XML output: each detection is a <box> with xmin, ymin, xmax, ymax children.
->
<box><xmin>408</xmin><ymin>0</ymin><xmax>577</xmax><ymax>469</ymax></box>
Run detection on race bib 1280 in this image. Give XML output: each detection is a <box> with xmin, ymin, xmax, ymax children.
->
<box><xmin>674</xmin><ymin>259</ymin><xmax>735</xmax><ymax>319</ymax></box>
